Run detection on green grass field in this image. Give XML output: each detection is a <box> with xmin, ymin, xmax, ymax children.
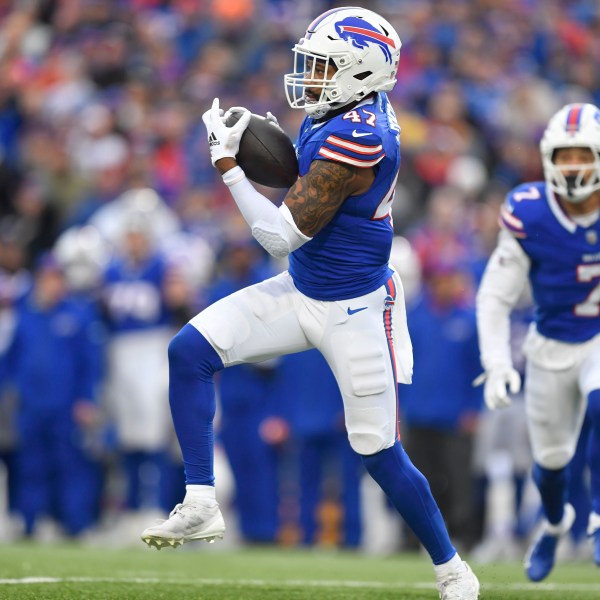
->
<box><xmin>1</xmin><ymin>541</ymin><xmax>599</xmax><ymax>599</ymax></box>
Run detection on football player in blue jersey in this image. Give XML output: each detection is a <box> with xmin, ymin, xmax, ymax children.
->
<box><xmin>141</xmin><ymin>7</ymin><xmax>479</xmax><ymax>598</ymax></box>
<box><xmin>476</xmin><ymin>102</ymin><xmax>600</xmax><ymax>581</ymax></box>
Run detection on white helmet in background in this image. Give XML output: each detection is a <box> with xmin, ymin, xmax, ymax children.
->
<box><xmin>89</xmin><ymin>187</ymin><xmax>180</xmax><ymax>248</ymax></box>
<box><xmin>389</xmin><ymin>236</ymin><xmax>421</xmax><ymax>304</ymax></box>
<box><xmin>285</xmin><ymin>6</ymin><xmax>401</xmax><ymax>118</ymax></box>
<box><xmin>540</xmin><ymin>102</ymin><xmax>600</xmax><ymax>203</ymax></box>
<box><xmin>54</xmin><ymin>225</ymin><xmax>110</xmax><ymax>291</ymax></box>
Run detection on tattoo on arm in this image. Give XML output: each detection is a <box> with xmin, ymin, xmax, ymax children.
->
<box><xmin>285</xmin><ymin>160</ymin><xmax>367</xmax><ymax>237</ymax></box>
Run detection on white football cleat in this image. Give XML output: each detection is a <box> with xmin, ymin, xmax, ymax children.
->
<box><xmin>437</xmin><ymin>562</ymin><xmax>480</xmax><ymax>600</ymax></box>
<box><xmin>141</xmin><ymin>500</ymin><xmax>225</xmax><ymax>550</ymax></box>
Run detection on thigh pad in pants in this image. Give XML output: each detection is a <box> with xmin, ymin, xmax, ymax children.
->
<box><xmin>189</xmin><ymin>272</ymin><xmax>310</xmax><ymax>365</ymax></box>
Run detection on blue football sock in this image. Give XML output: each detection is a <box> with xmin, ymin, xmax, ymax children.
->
<box><xmin>362</xmin><ymin>441</ymin><xmax>455</xmax><ymax>564</ymax></box>
<box><xmin>168</xmin><ymin>324</ymin><xmax>223</xmax><ymax>486</ymax></box>
<box><xmin>532</xmin><ymin>463</ymin><xmax>568</xmax><ymax>525</ymax></box>
<box><xmin>587</xmin><ymin>390</ymin><xmax>600</xmax><ymax>515</ymax></box>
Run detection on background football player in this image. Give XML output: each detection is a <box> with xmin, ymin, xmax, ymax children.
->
<box><xmin>476</xmin><ymin>102</ymin><xmax>600</xmax><ymax>580</ymax></box>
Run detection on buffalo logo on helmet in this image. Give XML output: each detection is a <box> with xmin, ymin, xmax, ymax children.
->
<box><xmin>334</xmin><ymin>17</ymin><xmax>397</xmax><ymax>62</ymax></box>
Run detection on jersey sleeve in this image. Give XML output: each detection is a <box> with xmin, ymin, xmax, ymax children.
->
<box><xmin>316</xmin><ymin>129</ymin><xmax>385</xmax><ymax>168</ymax></box>
<box><xmin>499</xmin><ymin>193</ymin><xmax>526</xmax><ymax>239</ymax></box>
<box><xmin>499</xmin><ymin>183</ymin><xmax>541</xmax><ymax>239</ymax></box>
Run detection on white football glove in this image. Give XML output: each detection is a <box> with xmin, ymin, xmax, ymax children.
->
<box><xmin>202</xmin><ymin>98</ymin><xmax>251</xmax><ymax>167</ymax></box>
<box><xmin>473</xmin><ymin>367</ymin><xmax>521</xmax><ymax>410</ymax></box>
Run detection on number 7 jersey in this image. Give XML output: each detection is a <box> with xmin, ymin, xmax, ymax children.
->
<box><xmin>288</xmin><ymin>92</ymin><xmax>400</xmax><ymax>301</ymax></box>
<box><xmin>500</xmin><ymin>181</ymin><xmax>600</xmax><ymax>342</ymax></box>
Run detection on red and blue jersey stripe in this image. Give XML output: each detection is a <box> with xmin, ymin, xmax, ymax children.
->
<box><xmin>382</xmin><ymin>275</ymin><xmax>401</xmax><ymax>441</ymax></box>
<box><xmin>318</xmin><ymin>133</ymin><xmax>385</xmax><ymax>168</ymax></box>
<box><xmin>565</xmin><ymin>104</ymin><xmax>584</xmax><ymax>133</ymax></box>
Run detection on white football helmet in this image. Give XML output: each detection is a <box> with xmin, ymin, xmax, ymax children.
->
<box><xmin>284</xmin><ymin>6</ymin><xmax>401</xmax><ymax>118</ymax></box>
<box><xmin>54</xmin><ymin>225</ymin><xmax>110</xmax><ymax>291</ymax></box>
<box><xmin>540</xmin><ymin>102</ymin><xmax>600</xmax><ymax>203</ymax></box>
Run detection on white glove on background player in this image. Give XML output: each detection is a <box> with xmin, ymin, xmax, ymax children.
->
<box><xmin>202</xmin><ymin>98</ymin><xmax>251</xmax><ymax>166</ymax></box>
<box><xmin>474</xmin><ymin>367</ymin><xmax>522</xmax><ymax>410</ymax></box>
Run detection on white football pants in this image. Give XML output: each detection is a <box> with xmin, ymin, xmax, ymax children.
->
<box><xmin>523</xmin><ymin>326</ymin><xmax>600</xmax><ymax>469</ymax></box>
<box><xmin>189</xmin><ymin>270</ymin><xmax>413</xmax><ymax>456</ymax></box>
<box><xmin>105</xmin><ymin>327</ymin><xmax>173</xmax><ymax>450</ymax></box>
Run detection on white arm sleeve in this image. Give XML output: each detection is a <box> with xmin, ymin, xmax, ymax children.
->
<box><xmin>222</xmin><ymin>166</ymin><xmax>312</xmax><ymax>258</ymax></box>
<box><xmin>476</xmin><ymin>229</ymin><xmax>531</xmax><ymax>370</ymax></box>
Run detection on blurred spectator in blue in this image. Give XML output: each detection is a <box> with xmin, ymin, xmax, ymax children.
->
<box><xmin>100</xmin><ymin>207</ymin><xmax>180</xmax><ymax>521</ymax></box>
<box><xmin>400</xmin><ymin>257</ymin><xmax>483</xmax><ymax>552</ymax></box>
<box><xmin>0</xmin><ymin>230</ymin><xmax>31</xmax><ymax>536</ymax></box>
<box><xmin>53</xmin><ymin>224</ymin><xmax>112</xmax><ymax>514</ymax></box>
<box><xmin>209</xmin><ymin>236</ymin><xmax>289</xmax><ymax>544</ymax></box>
<box><xmin>285</xmin><ymin>349</ymin><xmax>363</xmax><ymax>549</ymax></box>
<box><xmin>218</xmin><ymin>358</ymin><xmax>289</xmax><ymax>545</ymax></box>
<box><xmin>1</xmin><ymin>252</ymin><xmax>103</xmax><ymax>538</ymax></box>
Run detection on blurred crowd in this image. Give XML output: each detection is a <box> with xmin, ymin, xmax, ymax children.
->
<box><xmin>0</xmin><ymin>0</ymin><xmax>597</xmax><ymax>559</ymax></box>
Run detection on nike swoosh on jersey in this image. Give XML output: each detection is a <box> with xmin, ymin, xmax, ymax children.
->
<box><xmin>351</xmin><ymin>130</ymin><xmax>372</xmax><ymax>137</ymax></box>
<box><xmin>347</xmin><ymin>306</ymin><xmax>368</xmax><ymax>315</ymax></box>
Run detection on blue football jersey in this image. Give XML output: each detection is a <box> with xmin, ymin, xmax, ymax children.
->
<box><xmin>500</xmin><ymin>181</ymin><xmax>600</xmax><ymax>342</ymax></box>
<box><xmin>288</xmin><ymin>93</ymin><xmax>400</xmax><ymax>301</ymax></box>
<box><xmin>103</xmin><ymin>253</ymin><xmax>171</xmax><ymax>334</ymax></box>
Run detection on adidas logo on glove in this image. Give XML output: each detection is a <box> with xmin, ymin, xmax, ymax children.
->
<box><xmin>208</xmin><ymin>132</ymin><xmax>220</xmax><ymax>147</ymax></box>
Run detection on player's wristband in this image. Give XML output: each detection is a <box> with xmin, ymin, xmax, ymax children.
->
<box><xmin>221</xmin><ymin>166</ymin><xmax>246</xmax><ymax>187</ymax></box>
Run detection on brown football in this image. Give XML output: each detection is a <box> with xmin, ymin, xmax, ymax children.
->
<box><xmin>225</xmin><ymin>111</ymin><xmax>299</xmax><ymax>188</ymax></box>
